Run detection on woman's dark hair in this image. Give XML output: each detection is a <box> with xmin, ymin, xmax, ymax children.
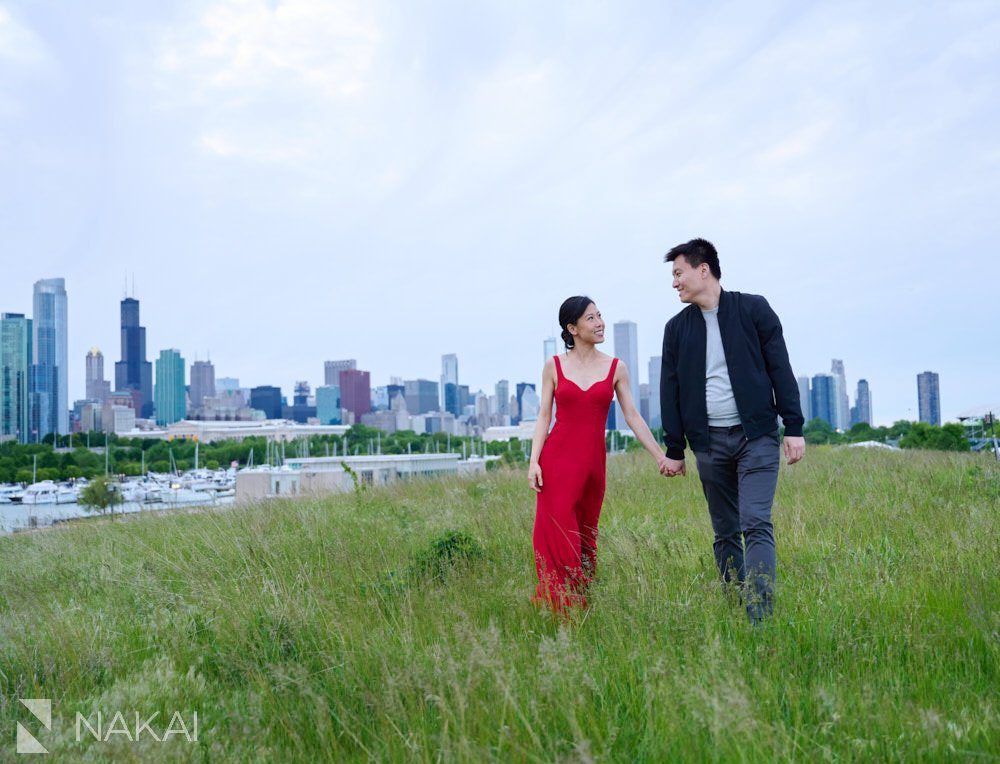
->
<box><xmin>558</xmin><ymin>295</ymin><xmax>595</xmax><ymax>350</ymax></box>
<box><xmin>664</xmin><ymin>238</ymin><xmax>721</xmax><ymax>280</ymax></box>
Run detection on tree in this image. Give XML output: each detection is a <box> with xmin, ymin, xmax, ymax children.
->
<box><xmin>803</xmin><ymin>417</ymin><xmax>840</xmax><ymax>445</ymax></box>
<box><xmin>78</xmin><ymin>475</ymin><xmax>124</xmax><ymax>520</ymax></box>
<box><xmin>899</xmin><ymin>422</ymin><xmax>971</xmax><ymax>452</ymax></box>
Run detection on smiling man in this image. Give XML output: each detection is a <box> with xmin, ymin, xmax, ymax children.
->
<box><xmin>659</xmin><ymin>238</ymin><xmax>805</xmax><ymax>623</ymax></box>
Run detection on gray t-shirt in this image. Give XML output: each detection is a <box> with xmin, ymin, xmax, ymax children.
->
<box><xmin>701</xmin><ymin>307</ymin><xmax>741</xmax><ymax>426</ymax></box>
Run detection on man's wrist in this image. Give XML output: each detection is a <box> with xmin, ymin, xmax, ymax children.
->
<box><xmin>665</xmin><ymin>446</ymin><xmax>685</xmax><ymax>461</ymax></box>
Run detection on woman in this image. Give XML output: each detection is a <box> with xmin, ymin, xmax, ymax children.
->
<box><xmin>528</xmin><ymin>296</ymin><xmax>669</xmax><ymax>610</ymax></box>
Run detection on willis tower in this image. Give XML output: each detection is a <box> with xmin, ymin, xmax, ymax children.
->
<box><xmin>115</xmin><ymin>297</ymin><xmax>153</xmax><ymax>418</ymax></box>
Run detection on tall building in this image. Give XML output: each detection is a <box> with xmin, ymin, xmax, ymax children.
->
<box><xmin>154</xmin><ymin>349</ymin><xmax>186</xmax><ymax>426</ymax></box>
<box><xmin>216</xmin><ymin>377</ymin><xmax>240</xmax><ymax>394</ymax></box>
<box><xmin>852</xmin><ymin>379</ymin><xmax>872</xmax><ymax>426</ymax></box>
<box><xmin>797</xmin><ymin>376</ymin><xmax>812</xmax><ymax>422</ymax></box>
<box><xmin>339</xmin><ymin>369</ymin><xmax>371</xmax><ymax>419</ymax></box>
<box><xmin>387</xmin><ymin>382</ymin><xmax>405</xmax><ymax>409</ymax></box>
<box><xmin>519</xmin><ymin>385</ymin><xmax>540</xmax><ymax>421</ymax></box>
<box><xmin>284</xmin><ymin>381</ymin><xmax>316</xmax><ymax>423</ymax></box>
<box><xmin>189</xmin><ymin>360</ymin><xmax>216</xmax><ymax>410</ymax></box>
<box><xmin>442</xmin><ymin>355</ymin><xmax>460</xmax><ymax>415</ymax></box>
<box><xmin>639</xmin><ymin>383</ymin><xmax>650</xmax><ymax>424</ymax></box>
<box><xmin>85</xmin><ymin>348</ymin><xmax>111</xmax><ymax>403</ymax></box>
<box><xmin>1</xmin><ymin>313</ymin><xmax>32</xmax><ymax>443</ymax></box>
<box><xmin>495</xmin><ymin>380</ymin><xmax>510</xmax><ymax>417</ymax></box>
<box><xmin>115</xmin><ymin>297</ymin><xmax>153</xmax><ymax>419</ymax></box>
<box><xmin>316</xmin><ymin>385</ymin><xmax>341</xmax><ymax>424</ymax></box>
<box><xmin>405</xmin><ymin>378</ymin><xmax>439</xmax><ymax>415</ymax></box>
<box><xmin>441</xmin><ymin>353</ymin><xmax>459</xmax><ymax>413</ymax></box>
<box><xmin>648</xmin><ymin>356</ymin><xmax>662</xmax><ymax>429</ymax></box>
<box><xmin>830</xmin><ymin>359</ymin><xmax>850</xmax><ymax>431</ymax></box>
<box><xmin>324</xmin><ymin>359</ymin><xmax>357</xmax><ymax>387</ymax></box>
<box><xmin>917</xmin><ymin>371</ymin><xmax>940</xmax><ymax>426</ymax></box>
<box><xmin>32</xmin><ymin>278</ymin><xmax>69</xmax><ymax>438</ymax></box>
<box><xmin>810</xmin><ymin>373</ymin><xmax>836</xmax><ymax>428</ymax></box>
<box><xmin>543</xmin><ymin>337</ymin><xmax>557</xmax><ymax>362</ymax></box>
<box><xmin>516</xmin><ymin>382</ymin><xmax>537</xmax><ymax>424</ymax></box>
<box><xmin>613</xmin><ymin>320</ymin><xmax>639</xmax><ymax>431</ymax></box>
<box><xmin>250</xmin><ymin>386</ymin><xmax>283</xmax><ymax>419</ymax></box>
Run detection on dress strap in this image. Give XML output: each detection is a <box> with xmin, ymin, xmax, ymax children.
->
<box><xmin>607</xmin><ymin>357</ymin><xmax>619</xmax><ymax>385</ymax></box>
<box><xmin>553</xmin><ymin>355</ymin><xmax>565</xmax><ymax>380</ymax></box>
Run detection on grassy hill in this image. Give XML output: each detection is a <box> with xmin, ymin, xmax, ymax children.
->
<box><xmin>1</xmin><ymin>448</ymin><xmax>998</xmax><ymax>761</ymax></box>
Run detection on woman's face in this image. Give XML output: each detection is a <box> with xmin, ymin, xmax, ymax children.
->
<box><xmin>569</xmin><ymin>303</ymin><xmax>605</xmax><ymax>345</ymax></box>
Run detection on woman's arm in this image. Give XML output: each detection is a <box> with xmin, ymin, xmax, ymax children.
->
<box><xmin>614</xmin><ymin>362</ymin><xmax>671</xmax><ymax>471</ymax></box>
<box><xmin>527</xmin><ymin>358</ymin><xmax>556</xmax><ymax>492</ymax></box>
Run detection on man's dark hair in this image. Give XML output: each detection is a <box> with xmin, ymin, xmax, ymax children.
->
<box><xmin>664</xmin><ymin>238</ymin><xmax>721</xmax><ymax>280</ymax></box>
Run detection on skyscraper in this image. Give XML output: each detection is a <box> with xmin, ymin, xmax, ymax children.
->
<box><xmin>32</xmin><ymin>278</ymin><xmax>69</xmax><ymax>438</ymax></box>
<box><xmin>189</xmin><ymin>360</ymin><xmax>216</xmax><ymax>410</ymax></box>
<box><xmin>517</xmin><ymin>383</ymin><xmax>540</xmax><ymax>421</ymax></box>
<box><xmin>495</xmin><ymin>380</ymin><xmax>510</xmax><ymax>417</ymax></box>
<box><xmin>917</xmin><ymin>371</ymin><xmax>941</xmax><ymax>426</ymax></box>
<box><xmin>441</xmin><ymin>353</ymin><xmax>459</xmax><ymax>414</ymax></box>
<box><xmin>216</xmin><ymin>377</ymin><xmax>240</xmax><ymax>394</ymax></box>
<box><xmin>405</xmin><ymin>379</ymin><xmax>439</xmax><ymax>414</ymax></box>
<box><xmin>613</xmin><ymin>320</ymin><xmax>639</xmax><ymax>431</ymax></box>
<box><xmin>648</xmin><ymin>356</ymin><xmax>662</xmax><ymax>429</ymax></box>
<box><xmin>316</xmin><ymin>386</ymin><xmax>341</xmax><ymax>424</ymax></box>
<box><xmin>85</xmin><ymin>348</ymin><xmax>111</xmax><ymax>403</ymax></box>
<box><xmin>1</xmin><ymin>313</ymin><xmax>32</xmax><ymax>443</ymax></box>
<box><xmin>797</xmin><ymin>376</ymin><xmax>812</xmax><ymax>423</ymax></box>
<box><xmin>324</xmin><ymin>359</ymin><xmax>357</xmax><ymax>387</ymax></box>
<box><xmin>854</xmin><ymin>379</ymin><xmax>872</xmax><ymax>426</ymax></box>
<box><xmin>830</xmin><ymin>359</ymin><xmax>850</xmax><ymax>431</ymax></box>
<box><xmin>115</xmin><ymin>297</ymin><xmax>153</xmax><ymax>419</ymax></box>
<box><xmin>154</xmin><ymin>349</ymin><xmax>186</xmax><ymax>426</ymax></box>
<box><xmin>250</xmin><ymin>386</ymin><xmax>283</xmax><ymax>419</ymax></box>
<box><xmin>286</xmin><ymin>381</ymin><xmax>316</xmax><ymax>423</ymax></box>
<box><xmin>810</xmin><ymin>373</ymin><xmax>836</xmax><ymax>428</ymax></box>
<box><xmin>543</xmin><ymin>337</ymin><xmax>557</xmax><ymax>362</ymax></box>
<box><xmin>339</xmin><ymin>369</ymin><xmax>371</xmax><ymax>419</ymax></box>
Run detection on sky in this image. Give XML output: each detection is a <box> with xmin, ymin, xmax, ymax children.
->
<box><xmin>1</xmin><ymin>0</ymin><xmax>998</xmax><ymax>426</ymax></box>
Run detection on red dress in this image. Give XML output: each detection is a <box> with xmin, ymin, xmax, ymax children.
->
<box><xmin>532</xmin><ymin>355</ymin><xmax>618</xmax><ymax>610</ymax></box>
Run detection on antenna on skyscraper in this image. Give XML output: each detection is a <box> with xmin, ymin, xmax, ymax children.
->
<box><xmin>132</xmin><ymin>273</ymin><xmax>135</xmax><ymax>298</ymax></box>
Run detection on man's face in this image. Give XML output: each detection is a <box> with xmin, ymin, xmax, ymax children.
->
<box><xmin>671</xmin><ymin>255</ymin><xmax>708</xmax><ymax>303</ymax></box>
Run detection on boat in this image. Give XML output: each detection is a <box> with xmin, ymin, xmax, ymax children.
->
<box><xmin>0</xmin><ymin>485</ymin><xmax>24</xmax><ymax>504</ymax></box>
<box><xmin>20</xmin><ymin>481</ymin><xmax>78</xmax><ymax>505</ymax></box>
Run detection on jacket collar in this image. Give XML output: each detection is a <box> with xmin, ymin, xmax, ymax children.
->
<box><xmin>689</xmin><ymin>286</ymin><xmax>728</xmax><ymax>321</ymax></box>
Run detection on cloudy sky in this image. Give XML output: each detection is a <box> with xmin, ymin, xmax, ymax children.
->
<box><xmin>1</xmin><ymin>0</ymin><xmax>997</xmax><ymax>425</ymax></box>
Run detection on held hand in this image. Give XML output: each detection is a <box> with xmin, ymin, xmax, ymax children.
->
<box><xmin>528</xmin><ymin>463</ymin><xmax>543</xmax><ymax>493</ymax></box>
<box><xmin>783</xmin><ymin>436</ymin><xmax>805</xmax><ymax>465</ymax></box>
<box><xmin>662</xmin><ymin>457</ymin><xmax>686</xmax><ymax>477</ymax></box>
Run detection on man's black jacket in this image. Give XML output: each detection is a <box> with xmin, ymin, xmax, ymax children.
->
<box><xmin>660</xmin><ymin>288</ymin><xmax>804</xmax><ymax>460</ymax></box>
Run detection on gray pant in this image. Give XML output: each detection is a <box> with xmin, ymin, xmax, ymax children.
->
<box><xmin>693</xmin><ymin>425</ymin><xmax>780</xmax><ymax>622</ymax></box>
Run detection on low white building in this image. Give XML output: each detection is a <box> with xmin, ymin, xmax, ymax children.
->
<box><xmin>235</xmin><ymin>452</ymin><xmax>484</xmax><ymax>501</ymax></box>
<box><xmin>482</xmin><ymin>422</ymin><xmax>537</xmax><ymax>443</ymax></box>
<box><xmin>129</xmin><ymin>419</ymin><xmax>352</xmax><ymax>443</ymax></box>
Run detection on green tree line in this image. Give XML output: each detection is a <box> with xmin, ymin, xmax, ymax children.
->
<box><xmin>0</xmin><ymin>425</ymin><xmax>533</xmax><ymax>484</ymax></box>
<box><xmin>0</xmin><ymin>418</ymin><xmax>975</xmax><ymax>484</ymax></box>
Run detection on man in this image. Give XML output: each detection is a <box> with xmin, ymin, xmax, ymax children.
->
<box><xmin>659</xmin><ymin>238</ymin><xmax>805</xmax><ymax>623</ymax></box>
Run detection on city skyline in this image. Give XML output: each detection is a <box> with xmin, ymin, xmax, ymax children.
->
<box><xmin>0</xmin><ymin>274</ymin><xmax>978</xmax><ymax>431</ymax></box>
<box><xmin>1</xmin><ymin>4</ymin><xmax>997</xmax><ymax>428</ymax></box>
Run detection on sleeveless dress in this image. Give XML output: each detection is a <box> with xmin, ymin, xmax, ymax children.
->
<box><xmin>532</xmin><ymin>354</ymin><xmax>619</xmax><ymax>610</ymax></box>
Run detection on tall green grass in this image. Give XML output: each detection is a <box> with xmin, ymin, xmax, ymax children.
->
<box><xmin>1</xmin><ymin>448</ymin><xmax>997</xmax><ymax>761</ymax></box>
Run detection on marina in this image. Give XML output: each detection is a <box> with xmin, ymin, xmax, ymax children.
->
<box><xmin>0</xmin><ymin>468</ymin><xmax>236</xmax><ymax>533</ymax></box>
